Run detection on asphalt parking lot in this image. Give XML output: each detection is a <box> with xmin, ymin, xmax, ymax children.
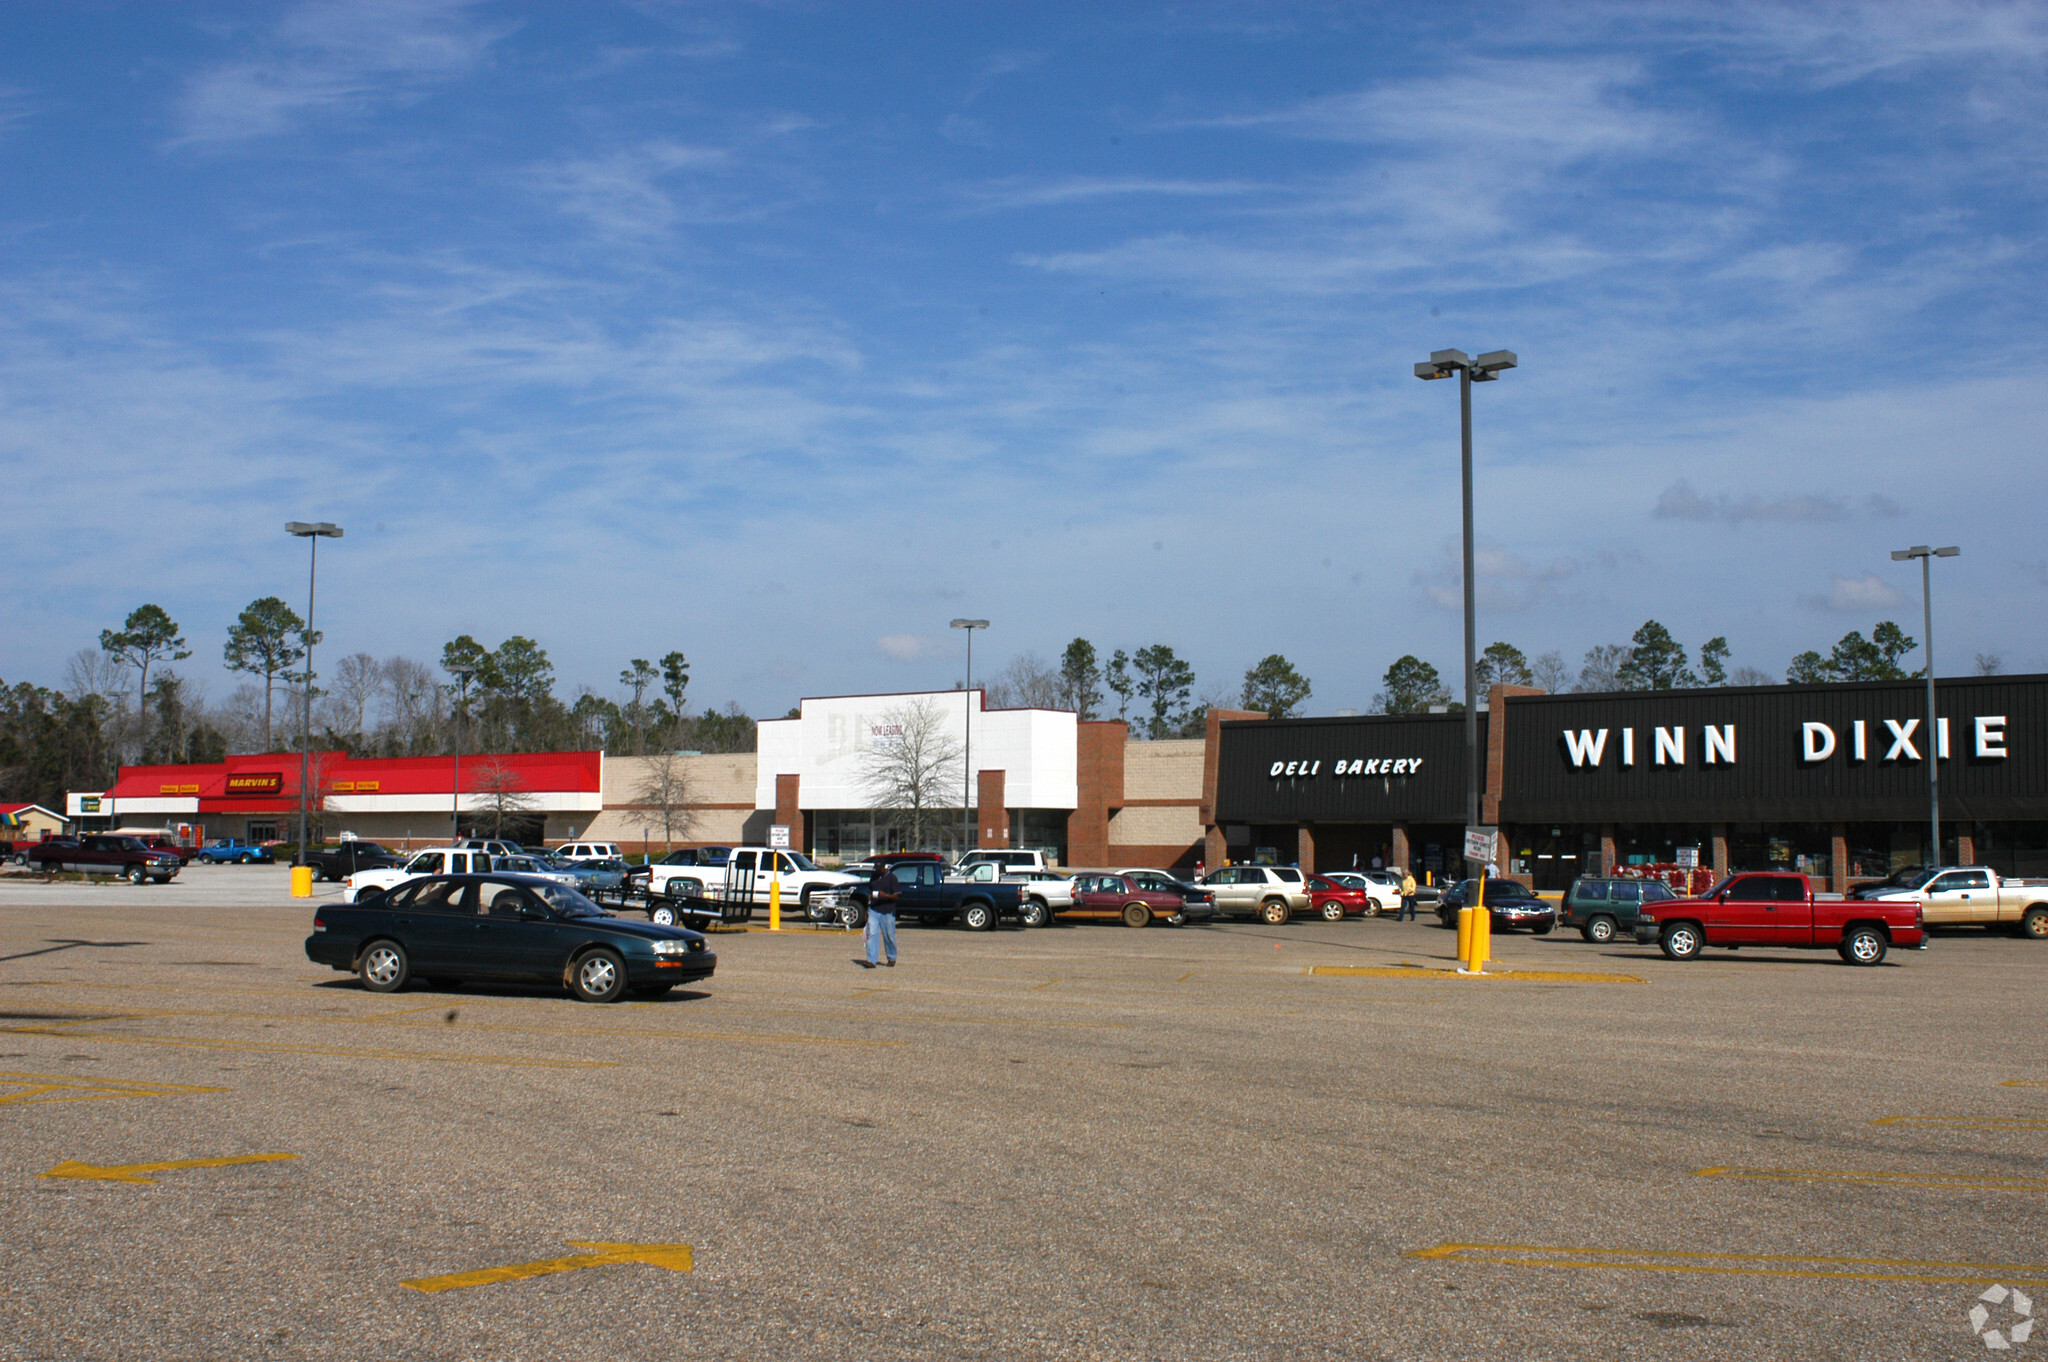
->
<box><xmin>3</xmin><ymin>867</ymin><xmax>2044</xmax><ymax>1360</ymax></box>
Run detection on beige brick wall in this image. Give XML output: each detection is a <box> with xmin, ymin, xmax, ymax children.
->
<box><xmin>588</xmin><ymin>753</ymin><xmax>759</xmax><ymax>847</ymax></box>
<box><xmin>1121</xmin><ymin>739</ymin><xmax>1204</xmax><ymax>800</ymax></box>
<box><xmin>1106</xmin><ymin>803</ymin><xmax>1203</xmax><ymax>848</ymax></box>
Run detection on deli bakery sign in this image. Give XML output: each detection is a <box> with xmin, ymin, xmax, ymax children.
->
<box><xmin>1269</xmin><ymin>756</ymin><xmax>1427</xmax><ymax>779</ymax></box>
<box><xmin>1556</xmin><ymin>715</ymin><xmax>2011</xmax><ymax>768</ymax></box>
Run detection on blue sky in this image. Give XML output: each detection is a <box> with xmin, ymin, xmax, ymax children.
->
<box><xmin>4</xmin><ymin>1</ymin><xmax>2046</xmax><ymax>719</ymax></box>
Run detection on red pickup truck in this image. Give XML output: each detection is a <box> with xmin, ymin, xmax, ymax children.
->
<box><xmin>1633</xmin><ymin>871</ymin><xmax>1923</xmax><ymax>966</ymax></box>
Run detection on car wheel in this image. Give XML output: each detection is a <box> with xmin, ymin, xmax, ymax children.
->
<box><xmin>2021</xmin><ymin>906</ymin><xmax>2048</xmax><ymax>940</ymax></box>
<box><xmin>1121</xmin><ymin>901</ymin><xmax>1152</xmax><ymax>929</ymax></box>
<box><xmin>1019</xmin><ymin>898</ymin><xmax>1051</xmax><ymax>929</ymax></box>
<box><xmin>1167</xmin><ymin>911</ymin><xmax>1186</xmax><ymax>926</ymax></box>
<box><xmin>127</xmin><ymin>865</ymin><xmax>146</xmax><ymax>885</ymax></box>
<box><xmin>1319</xmin><ymin>899</ymin><xmax>1345</xmax><ymax>922</ymax></box>
<box><xmin>843</xmin><ymin>902</ymin><xmax>867</xmax><ymax>930</ymax></box>
<box><xmin>571</xmin><ymin>949</ymin><xmax>628</xmax><ymax>1003</ymax></box>
<box><xmin>1259</xmin><ymin>898</ymin><xmax>1290</xmax><ymax>926</ymax></box>
<box><xmin>959</xmin><ymin>901</ymin><xmax>995</xmax><ymax>932</ymax></box>
<box><xmin>358</xmin><ymin>940</ymin><xmax>409</xmax><ymax>993</ymax></box>
<box><xmin>1660</xmin><ymin>923</ymin><xmax>1703</xmax><ymax>961</ymax></box>
<box><xmin>650</xmin><ymin>904</ymin><xmax>677</xmax><ymax>926</ymax></box>
<box><xmin>1840</xmin><ymin>925</ymin><xmax>1887</xmax><ymax>966</ymax></box>
<box><xmin>1584</xmin><ymin>914</ymin><xmax>1617</xmax><ymax>944</ymax></box>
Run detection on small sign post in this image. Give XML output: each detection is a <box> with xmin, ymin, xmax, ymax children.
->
<box><xmin>768</xmin><ymin>824</ymin><xmax>790</xmax><ymax>850</ymax></box>
<box><xmin>1676</xmin><ymin>846</ymin><xmax>1700</xmax><ymax>869</ymax></box>
<box><xmin>1463</xmin><ymin>827</ymin><xmax>1498</xmax><ymax>867</ymax></box>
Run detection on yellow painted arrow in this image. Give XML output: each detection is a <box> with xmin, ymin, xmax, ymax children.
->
<box><xmin>403</xmin><ymin>1241</ymin><xmax>695</xmax><ymax>1294</ymax></box>
<box><xmin>40</xmin><ymin>1153</ymin><xmax>299</xmax><ymax>1185</ymax></box>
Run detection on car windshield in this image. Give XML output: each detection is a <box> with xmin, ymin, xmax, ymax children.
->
<box><xmin>1897</xmin><ymin>869</ymin><xmax>1938</xmax><ymax>890</ymax></box>
<box><xmin>532</xmin><ymin>884</ymin><xmax>608</xmax><ymax>918</ymax></box>
<box><xmin>780</xmin><ymin>852</ymin><xmax>820</xmax><ymax>872</ymax></box>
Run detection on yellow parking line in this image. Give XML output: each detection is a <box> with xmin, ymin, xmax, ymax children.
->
<box><xmin>0</xmin><ymin>1026</ymin><xmax>617</xmax><ymax>1068</ymax></box>
<box><xmin>1999</xmin><ymin>1080</ymin><xmax>2048</xmax><ymax>1088</ymax></box>
<box><xmin>1405</xmin><ymin>1242</ymin><xmax>2048</xmax><ymax>1286</ymax></box>
<box><xmin>1031</xmin><ymin>979</ymin><xmax>1060</xmax><ymax>991</ymax></box>
<box><xmin>1175</xmin><ymin>972</ymin><xmax>1195</xmax><ymax>983</ymax></box>
<box><xmin>1870</xmin><ymin>1116</ymin><xmax>2048</xmax><ymax>1130</ymax></box>
<box><xmin>1696</xmin><ymin>1166</ymin><xmax>2048</xmax><ymax>1190</ymax></box>
<box><xmin>1309</xmin><ymin>964</ymin><xmax>1644</xmax><ymax>984</ymax></box>
<box><xmin>0</xmin><ymin>1070</ymin><xmax>227</xmax><ymax>1105</ymax></box>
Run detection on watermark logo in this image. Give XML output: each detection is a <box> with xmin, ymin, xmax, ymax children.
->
<box><xmin>1970</xmin><ymin>1284</ymin><xmax>2034</xmax><ymax>1350</ymax></box>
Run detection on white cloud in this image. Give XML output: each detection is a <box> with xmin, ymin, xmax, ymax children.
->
<box><xmin>171</xmin><ymin>0</ymin><xmax>508</xmax><ymax>147</ymax></box>
<box><xmin>1808</xmin><ymin>572</ymin><xmax>1910</xmax><ymax>612</ymax></box>
<box><xmin>1653</xmin><ymin>480</ymin><xmax>1849</xmax><ymax>524</ymax></box>
<box><xmin>526</xmin><ymin>141</ymin><xmax>732</xmax><ymax>238</ymax></box>
<box><xmin>874</xmin><ymin>635</ymin><xmax>934</xmax><ymax>661</ymax></box>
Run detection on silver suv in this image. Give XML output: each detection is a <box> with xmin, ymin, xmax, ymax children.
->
<box><xmin>1197</xmin><ymin>865</ymin><xmax>1312</xmax><ymax>924</ymax></box>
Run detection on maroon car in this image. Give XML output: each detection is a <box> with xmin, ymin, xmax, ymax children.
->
<box><xmin>1306</xmin><ymin>875</ymin><xmax>1371</xmax><ymax>921</ymax></box>
<box><xmin>1066</xmin><ymin>873</ymin><xmax>1193</xmax><ymax>928</ymax></box>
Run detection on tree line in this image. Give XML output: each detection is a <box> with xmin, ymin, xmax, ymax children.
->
<box><xmin>1371</xmin><ymin>618</ymin><xmax>2003</xmax><ymax>714</ymax></box>
<box><xmin>976</xmin><ymin>639</ymin><xmax>1316</xmax><ymax>738</ymax></box>
<box><xmin>0</xmin><ymin>599</ymin><xmax>761</xmax><ymax>813</ymax></box>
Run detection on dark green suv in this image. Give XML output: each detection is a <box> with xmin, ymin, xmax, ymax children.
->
<box><xmin>1561</xmin><ymin>877</ymin><xmax>1679</xmax><ymax>943</ymax></box>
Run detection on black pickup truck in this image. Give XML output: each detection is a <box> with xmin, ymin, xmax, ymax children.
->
<box><xmin>822</xmin><ymin>859</ymin><xmax>1024</xmax><ymax>931</ymax></box>
<box><xmin>26</xmin><ymin>836</ymin><xmax>183</xmax><ymax>884</ymax></box>
<box><xmin>304</xmin><ymin>840</ymin><xmax>404</xmax><ymax>882</ymax></box>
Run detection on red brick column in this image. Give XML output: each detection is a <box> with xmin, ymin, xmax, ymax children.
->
<box><xmin>1391</xmin><ymin>824</ymin><xmax>1410</xmax><ymax>875</ymax></box>
<box><xmin>774</xmin><ymin>774</ymin><xmax>800</xmax><ymax>849</ymax></box>
<box><xmin>1199</xmin><ymin>707</ymin><xmax>1267</xmax><ymax>868</ymax></box>
<box><xmin>1830</xmin><ymin>822</ymin><xmax>1849</xmax><ymax>895</ymax></box>
<box><xmin>1068</xmin><ymin>720</ymin><xmax>1126</xmax><ymax>868</ymax></box>
<box><xmin>1711</xmin><ymin>824</ymin><xmax>1729</xmax><ymax>878</ymax></box>
<box><xmin>977</xmin><ymin>769</ymin><xmax>1007</xmax><ymax>848</ymax></box>
<box><xmin>1296</xmin><ymin>822</ymin><xmax>1315</xmax><ymax>875</ymax></box>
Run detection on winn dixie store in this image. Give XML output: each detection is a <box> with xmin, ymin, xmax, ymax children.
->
<box><xmin>1212</xmin><ymin>673</ymin><xmax>2048</xmax><ymax>893</ymax></box>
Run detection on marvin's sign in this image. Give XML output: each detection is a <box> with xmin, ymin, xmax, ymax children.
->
<box><xmin>1269</xmin><ymin>756</ymin><xmax>1427</xmax><ymax>779</ymax></box>
<box><xmin>224</xmin><ymin>772</ymin><xmax>284</xmax><ymax>795</ymax></box>
<box><xmin>1557</xmin><ymin>716</ymin><xmax>2010</xmax><ymax>768</ymax></box>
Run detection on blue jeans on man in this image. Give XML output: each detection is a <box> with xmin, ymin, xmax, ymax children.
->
<box><xmin>865</xmin><ymin>909</ymin><xmax>898</xmax><ymax>966</ymax></box>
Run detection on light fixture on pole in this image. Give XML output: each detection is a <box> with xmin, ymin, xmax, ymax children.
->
<box><xmin>950</xmin><ymin>618</ymin><xmax>989</xmax><ymax>857</ymax></box>
<box><xmin>1414</xmin><ymin>348</ymin><xmax>1516</xmax><ymax>878</ymax></box>
<box><xmin>285</xmin><ymin>522</ymin><xmax>342</xmax><ymax>866</ymax></box>
<box><xmin>1891</xmin><ymin>543</ymin><xmax>1960</xmax><ymax>866</ymax></box>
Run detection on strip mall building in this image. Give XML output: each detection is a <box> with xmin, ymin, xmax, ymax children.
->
<box><xmin>70</xmin><ymin>676</ymin><xmax>2046</xmax><ymax>890</ymax></box>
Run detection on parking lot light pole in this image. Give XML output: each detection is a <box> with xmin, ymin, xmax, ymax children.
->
<box><xmin>1891</xmin><ymin>544</ymin><xmax>1960</xmax><ymax>866</ymax></box>
<box><xmin>285</xmin><ymin>522</ymin><xmax>342</xmax><ymax>866</ymax></box>
<box><xmin>950</xmin><ymin>619</ymin><xmax>989</xmax><ymax>857</ymax></box>
<box><xmin>1414</xmin><ymin>349</ymin><xmax>1515</xmax><ymax>879</ymax></box>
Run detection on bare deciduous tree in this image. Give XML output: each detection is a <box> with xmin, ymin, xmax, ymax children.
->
<box><xmin>984</xmin><ymin>652</ymin><xmax>1063</xmax><ymax>709</ymax></box>
<box><xmin>324</xmin><ymin>653</ymin><xmax>382</xmax><ymax>737</ymax></box>
<box><xmin>382</xmin><ymin>656</ymin><xmax>445</xmax><ymax>753</ymax></box>
<box><xmin>471</xmin><ymin>758</ymin><xmax>538</xmax><ymax>838</ymax></box>
<box><xmin>858</xmin><ymin>698</ymin><xmax>961</xmax><ymax>852</ymax></box>
<box><xmin>632</xmin><ymin>751</ymin><xmax>697</xmax><ymax>851</ymax></box>
<box><xmin>1530</xmin><ymin>650</ymin><xmax>1572</xmax><ymax>694</ymax></box>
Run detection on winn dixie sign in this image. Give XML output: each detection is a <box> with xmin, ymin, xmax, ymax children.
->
<box><xmin>1269</xmin><ymin>756</ymin><xmax>1426</xmax><ymax>779</ymax></box>
<box><xmin>1558</xmin><ymin>716</ymin><xmax>2010</xmax><ymax>768</ymax></box>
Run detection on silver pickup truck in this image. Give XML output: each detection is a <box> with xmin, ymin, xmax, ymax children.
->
<box><xmin>1862</xmin><ymin>866</ymin><xmax>2048</xmax><ymax>938</ymax></box>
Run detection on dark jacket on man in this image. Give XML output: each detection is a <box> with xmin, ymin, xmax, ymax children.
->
<box><xmin>870</xmin><ymin>870</ymin><xmax>902</xmax><ymax>910</ymax></box>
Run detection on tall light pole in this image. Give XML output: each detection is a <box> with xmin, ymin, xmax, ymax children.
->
<box><xmin>285</xmin><ymin>522</ymin><xmax>342</xmax><ymax>865</ymax></box>
<box><xmin>1891</xmin><ymin>544</ymin><xmax>1960</xmax><ymax>866</ymax></box>
<box><xmin>1415</xmin><ymin>348</ymin><xmax>1516</xmax><ymax>878</ymax></box>
<box><xmin>950</xmin><ymin>618</ymin><xmax>989</xmax><ymax>857</ymax></box>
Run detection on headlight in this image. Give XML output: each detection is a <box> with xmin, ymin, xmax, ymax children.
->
<box><xmin>652</xmin><ymin>939</ymin><xmax>692</xmax><ymax>955</ymax></box>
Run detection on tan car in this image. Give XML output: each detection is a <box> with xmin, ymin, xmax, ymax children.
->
<box><xmin>1197</xmin><ymin>865</ymin><xmax>1312</xmax><ymax>924</ymax></box>
<box><xmin>1865</xmin><ymin>866</ymin><xmax>2048</xmax><ymax>937</ymax></box>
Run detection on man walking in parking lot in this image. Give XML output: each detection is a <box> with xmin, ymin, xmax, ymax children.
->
<box><xmin>1398</xmin><ymin>868</ymin><xmax>1418</xmax><ymax>922</ymax></box>
<box><xmin>863</xmin><ymin>866</ymin><xmax>900</xmax><ymax>968</ymax></box>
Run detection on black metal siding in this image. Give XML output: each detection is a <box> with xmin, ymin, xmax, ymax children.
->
<box><xmin>1498</xmin><ymin>674</ymin><xmax>2048</xmax><ymax>823</ymax></box>
<box><xmin>1215</xmin><ymin>714</ymin><xmax>1488</xmax><ymax>823</ymax></box>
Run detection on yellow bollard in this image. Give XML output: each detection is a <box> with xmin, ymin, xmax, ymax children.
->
<box><xmin>768</xmin><ymin>874</ymin><xmax>781</xmax><ymax>932</ymax></box>
<box><xmin>290</xmin><ymin>865</ymin><xmax>313</xmax><ymax>898</ymax></box>
<box><xmin>1471</xmin><ymin>902</ymin><xmax>1492</xmax><ymax>972</ymax></box>
<box><xmin>1456</xmin><ymin>906</ymin><xmax>1474</xmax><ymax>968</ymax></box>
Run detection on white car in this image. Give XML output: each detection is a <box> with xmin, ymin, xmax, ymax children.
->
<box><xmin>1322</xmin><ymin>871</ymin><xmax>1402</xmax><ymax>915</ymax></box>
<box><xmin>553</xmin><ymin>841</ymin><xmax>624</xmax><ymax>864</ymax></box>
<box><xmin>343</xmin><ymin>846</ymin><xmax>495</xmax><ymax>904</ymax></box>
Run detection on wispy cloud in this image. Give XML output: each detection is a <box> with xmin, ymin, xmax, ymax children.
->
<box><xmin>171</xmin><ymin>0</ymin><xmax>509</xmax><ymax>147</ymax></box>
<box><xmin>874</xmin><ymin>634</ymin><xmax>935</xmax><ymax>661</ymax></box>
<box><xmin>1414</xmin><ymin>543</ymin><xmax>1628</xmax><ymax>614</ymax></box>
<box><xmin>526</xmin><ymin>141</ymin><xmax>732</xmax><ymax>238</ymax></box>
<box><xmin>1806</xmin><ymin>572</ymin><xmax>1909</xmax><ymax>612</ymax></box>
<box><xmin>1653</xmin><ymin>480</ymin><xmax>1849</xmax><ymax>525</ymax></box>
<box><xmin>966</xmin><ymin>177</ymin><xmax>1267</xmax><ymax>211</ymax></box>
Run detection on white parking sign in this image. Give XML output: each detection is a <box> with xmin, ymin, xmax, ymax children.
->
<box><xmin>768</xmin><ymin>824</ymin><xmax>791</xmax><ymax>849</ymax></box>
<box><xmin>1464</xmin><ymin>828</ymin><xmax>1498</xmax><ymax>863</ymax></box>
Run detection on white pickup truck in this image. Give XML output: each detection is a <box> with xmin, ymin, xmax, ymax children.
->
<box><xmin>649</xmin><ymin>847</ymin><xmax>858</xmax><ymax>911</ymax></box>
<box><xmin>1860</xmin><ymin>866</ymin><xmax>2048</xmax><ymax>937</ymax></box>
<box><xmin>343</xmin><ymin>846</ymin><xmax>495</xmax><ymax>903</ymax></box>
<box><xmin>952</xmin><ymin>862</ymin><xmax>1074</xmax><ymax>927</ymax></box>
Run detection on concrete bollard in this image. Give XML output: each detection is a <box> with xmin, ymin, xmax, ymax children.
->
<box><xmin>290</xmin><ymin>865</ymin><xmax>313</xmax><ymax>898</ymax></box>
<box><xmin>1456</xmin><ymin>906</ymin><xmax>1474</xmax><ymax>967</ymax></box>
<box><xmin>769</xmin><ymin>875</ymin><xmax>781</xmax><ymax>932</ymax></box>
